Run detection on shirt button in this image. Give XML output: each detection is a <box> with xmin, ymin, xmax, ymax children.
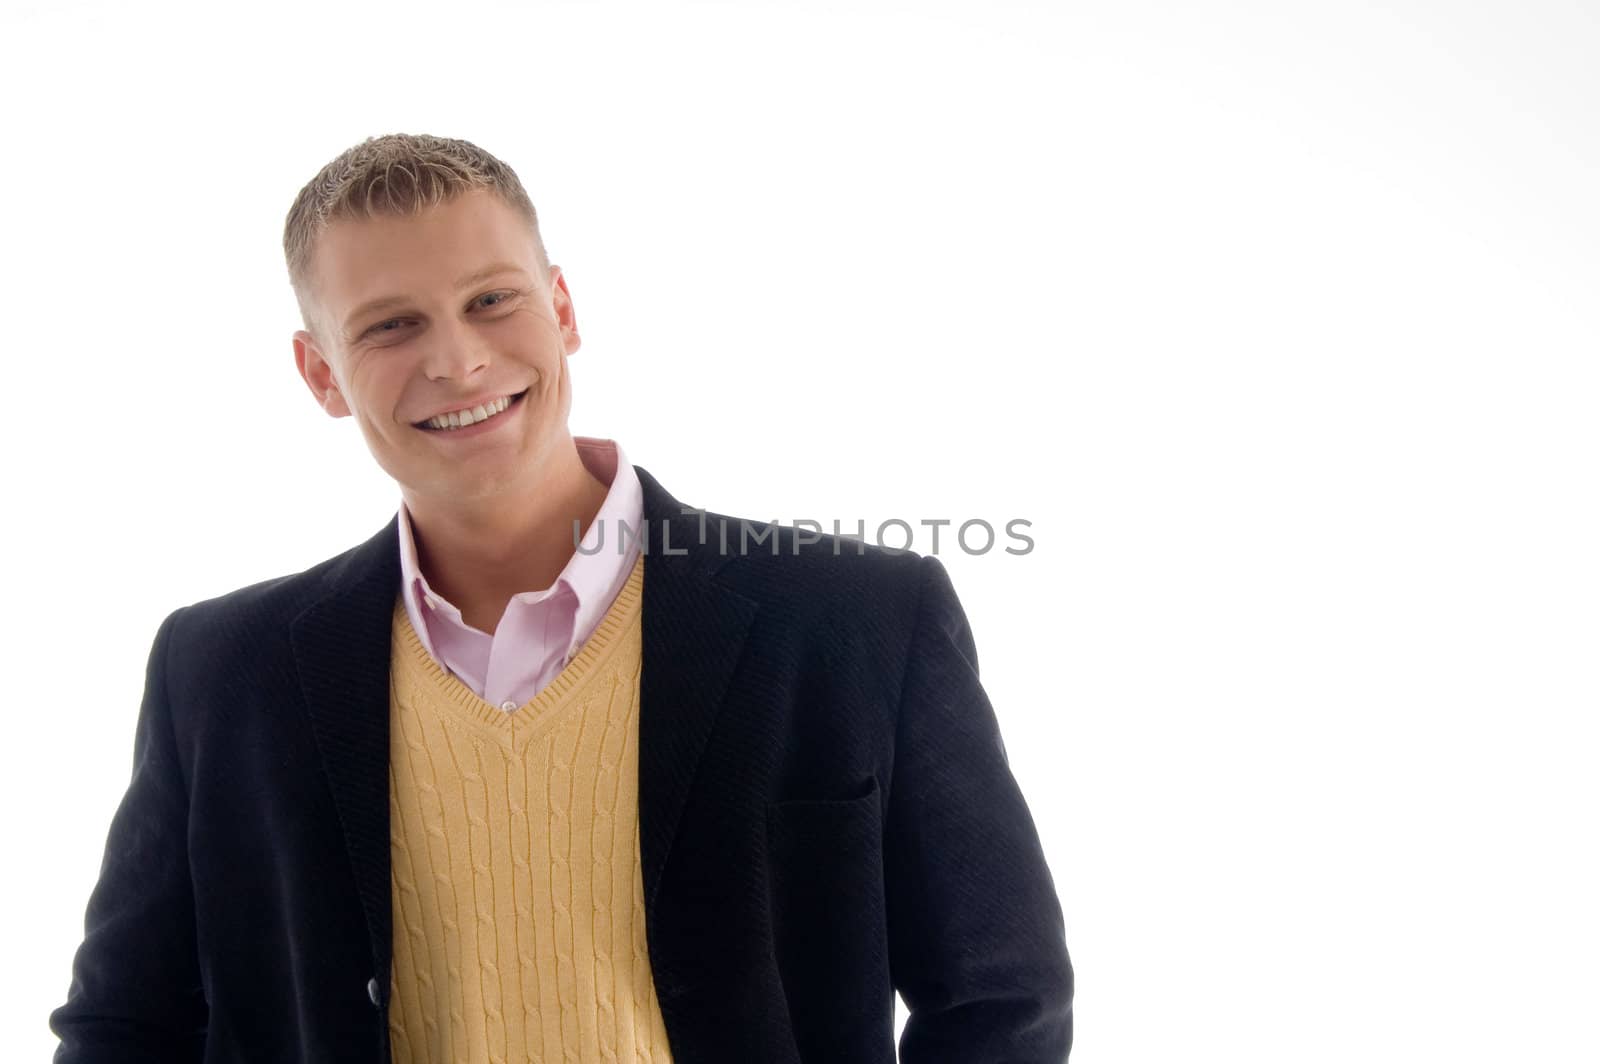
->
<box><xmin>367</xmin><ymin>976</ymin><xmax>381</xmax><ymax>1008</ymax></box>
<box><xmin>500</xmin><ymin>700</ymin><xmax>518</xmax><ymax>712</ymax></box>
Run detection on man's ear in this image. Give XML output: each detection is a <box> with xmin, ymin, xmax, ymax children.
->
<box><xmin>548</xmin><ymin>264</ymin><xmax>581</xmax><ymax>357</ymax></box>
<box><xmin>293</xmin><ymin>331</ymin><xmax>352</xmax><ymax>417</ymax></box>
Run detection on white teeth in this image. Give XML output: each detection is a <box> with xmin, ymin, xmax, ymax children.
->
<box><xmin>425</xmin><ymin>394</ymin><xmax>512</xmax><ymax>431</ymax></box>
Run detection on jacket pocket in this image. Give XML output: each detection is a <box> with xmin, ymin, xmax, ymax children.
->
<box><xmin>765</xmin><ymin>776</ymin><xmax>895</xmax><ymax>1062</ymax></box>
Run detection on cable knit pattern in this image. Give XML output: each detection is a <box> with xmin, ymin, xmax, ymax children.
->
<box><xmin>386</xmin><ymin>553</ymin><xmax>675</xmax><ymax>1062</ymax></box>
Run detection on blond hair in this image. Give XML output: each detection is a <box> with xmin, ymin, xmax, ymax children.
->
<box><xmin>282</xmin><ymin>132</ymin><xmax>551</xmax><ymax>347</ymax></box>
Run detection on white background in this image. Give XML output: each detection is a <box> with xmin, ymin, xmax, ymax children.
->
<box><xmin>2</xmin><ymin>1</ymin><xmax>1596</xmax><ymax>1060</ymax></box>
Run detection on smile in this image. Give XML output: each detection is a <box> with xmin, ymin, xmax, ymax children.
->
<box><xmin>415</xmin><ymin>389</ymin><xmax>528</xmax><ymax>431</ymax></box>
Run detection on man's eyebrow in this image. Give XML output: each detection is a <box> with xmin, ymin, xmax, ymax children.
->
<box><xmin>340</xmin><ymin>262</ymin><xmax>531</xmax><ymax>336</ymax></box>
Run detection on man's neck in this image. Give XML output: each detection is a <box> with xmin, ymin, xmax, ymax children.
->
<box><xmin>403</xmin><ymin>442</ymin><xmax>611</xmax><ymax>635</ymax></box>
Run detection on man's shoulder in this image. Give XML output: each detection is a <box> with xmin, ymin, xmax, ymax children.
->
<box><xmin>165</xmin><ymin>528</ymin><xmax>386</xmax><ymax>644</ymax></box>
<box><xmin>669</xmin><ymin>505</ymin><xmax>933</xmax><ymax>631</ymax></box>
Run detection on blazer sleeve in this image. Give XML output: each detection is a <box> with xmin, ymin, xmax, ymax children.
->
<box><xmin>50</xmin><ymin>607</ymin><xmax>208</xmax><ymax>1064</ymax></box>
<box><xmin>884</xmin><ymin>553</ymin><xmax>1074</xmax><ymax>1062</ymax></box>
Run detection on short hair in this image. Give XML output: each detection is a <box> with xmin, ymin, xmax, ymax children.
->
<box><xmin>282</xmin><ymin>132</ymin><xmax>551</xmax><ymax>348</ymax></box>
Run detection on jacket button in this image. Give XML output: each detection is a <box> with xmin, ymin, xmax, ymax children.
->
<box><xmin>367</xmin><ymin>976</ymin><xmax>381</xmax><ymax>1008</ymax></box>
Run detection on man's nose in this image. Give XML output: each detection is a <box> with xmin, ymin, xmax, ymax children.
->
<box><xmin>421</xmin><ymin>330</ymin><xmax>490</xmax><ymax>381</ymax></box>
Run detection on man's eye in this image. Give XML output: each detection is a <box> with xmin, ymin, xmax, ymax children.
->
<box><xmin>363</xmin><ymin>292</ymin><xmax>515</xmax><ymax>338</ymax></box>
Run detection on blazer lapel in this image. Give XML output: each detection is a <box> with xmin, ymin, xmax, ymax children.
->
<box><xmin>288</xmin><ymin>516</ymin><xmax>402</xmax><ymax>986</ymax></box>
<box><xmin>632</xmin><ymin>465</ymin><xmax>760</xmax><ymax>916</ymax></box>
<box><xmin>284</xmin><ymin>462</ymin><xmax>759</xmax><ymax>993</ymax></box>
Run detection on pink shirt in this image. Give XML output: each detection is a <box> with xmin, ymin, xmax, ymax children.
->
<box><xmin>396</xmin><ymin>437</ymin><xmax>645</xmax><ymax>712</ymax></box>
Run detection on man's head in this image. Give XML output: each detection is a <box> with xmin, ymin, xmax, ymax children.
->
<box><xmin>285</xmin><ymin>133</ymin><xmax>580</xmax><ymax>510</ymax></box>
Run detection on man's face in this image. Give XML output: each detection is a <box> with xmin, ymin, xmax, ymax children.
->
<box><xmin>292</xmin><ymin>188</ymin><xmax>580</xmax><ymax>510</ymax></box>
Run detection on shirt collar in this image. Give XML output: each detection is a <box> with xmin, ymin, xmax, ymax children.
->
<box><xmin>562</xmin><ymin>437</ymin><xmax>644</xmax><ymax>657</ymax></box>
<box><xmin>395</xmin><ymin>436</ymin><xmax>643</xmax><ymax>656</ymax></box>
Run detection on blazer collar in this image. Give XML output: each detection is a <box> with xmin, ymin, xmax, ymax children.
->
<box><xmin>288</xmin><ymin>463</ymin><xmax>760</xmax><ymax>987</ymax></box>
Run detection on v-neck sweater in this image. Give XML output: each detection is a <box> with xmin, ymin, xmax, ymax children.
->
<box><xmin>384</xmin><ymin>552</ymin><xmax>674</xmax><ymax>1063</ymax></box>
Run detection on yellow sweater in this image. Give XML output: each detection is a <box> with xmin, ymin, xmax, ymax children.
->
<box><xmin>385</xmin><ymin>553</ymin><xmax>674</xmax><ymax>1063</ymax></box>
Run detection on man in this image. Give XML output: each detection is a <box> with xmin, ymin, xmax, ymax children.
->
<box><xmin>49</xmin><ymin>133</ymin><xmax>1073</xmax><ymax>1062</ymax></box>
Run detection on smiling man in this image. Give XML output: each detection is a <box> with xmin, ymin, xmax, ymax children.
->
<box><xmin>49</xmin><ymin>133</ymin><xmax>1073</xmax><ymax>1063</ymax></box>
<box><xmin>295</xmin><ymin>185</ymin><xmax>609</xmax><ymax>642</ymax></box>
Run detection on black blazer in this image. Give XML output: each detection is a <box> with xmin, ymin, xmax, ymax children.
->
<box><xmin>50</xmin><ymin>465</ymin><xmax>1073</xmax><ymax>1063</ymax></box>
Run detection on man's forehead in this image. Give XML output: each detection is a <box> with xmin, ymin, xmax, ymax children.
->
<box><xmin>317</xmin><ymin>193</ymin><xmax>534</xmax><ymax>280</ymax></box>
<box><xmin>317</xmin><ymin>229</ymin><xmax>539</xmax><ymax>311</ymax></box>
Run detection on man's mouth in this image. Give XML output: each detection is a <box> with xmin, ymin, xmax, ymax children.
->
<box><xmin>414</xmin><ymin>389</ymin><xmax>528</xmax><ymax>431</ymax></box>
